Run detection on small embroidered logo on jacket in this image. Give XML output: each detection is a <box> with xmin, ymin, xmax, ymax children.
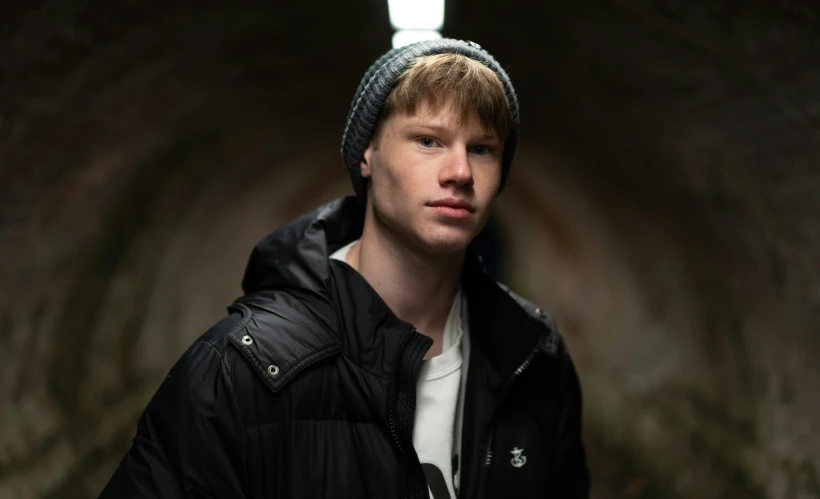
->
<box><xmin>510</xmin><ymin>448</ymin><xmax>527</xmax><ymax>468</ymax></box>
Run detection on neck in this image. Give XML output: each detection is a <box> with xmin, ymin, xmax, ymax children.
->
<box><xmin>346</xmin><ymin>211</ymin><xmax>464</xmax><ymax>359</ymax></box>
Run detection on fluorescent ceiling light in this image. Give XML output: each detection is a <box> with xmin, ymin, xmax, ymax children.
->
<box><xmin>392</xmin><ymin>30</ymin><xmax>442</xmax><ymax>49</ymax></box>
<box><xmin>387</xmin><ymin>0</ymin><xmax>445</xmax><ymax>31</ymax></box>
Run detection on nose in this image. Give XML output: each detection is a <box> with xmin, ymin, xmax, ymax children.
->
<box><xmin>439</xmin><ymin>148</ymin><xmax>474</xmax><ymax>188</ymax></box>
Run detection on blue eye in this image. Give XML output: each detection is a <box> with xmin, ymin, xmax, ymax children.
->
<box><xmin>470</xmin><ymin>145</ymin><xmax>492</xmax><ymax>156</ymax></box>
<box><xmin>419</xmin><ymin>137</ymin><xmax>435</xmax><ymax>148</ymax></box>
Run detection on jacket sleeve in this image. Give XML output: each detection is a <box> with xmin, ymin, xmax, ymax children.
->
<box><xmin>551</xmin><ymin>353</ymin><xmax>591</xmax><ymax>498</ymax></box>
<box><xmin>99</xmin><ymin>340</ymin><xmax>248</xmax><ymax>498</ymax></box>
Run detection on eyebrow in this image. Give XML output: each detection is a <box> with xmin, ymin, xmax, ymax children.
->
<box><xmin>403</xmin><ymin>121</ymin><xmax>500</xmax><ymax>141</ymax></box>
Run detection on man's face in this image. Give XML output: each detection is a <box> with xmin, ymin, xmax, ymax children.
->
<box><xmin>361</xmin><ymin>97</ymin><xmax>503</xmax><ymax>255</ymax></box>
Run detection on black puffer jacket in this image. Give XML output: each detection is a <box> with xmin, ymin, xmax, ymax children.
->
<box><xmin>100</xmin><ymin>196</ymin><xmax>590</xmax><ymax>498</ymax></box>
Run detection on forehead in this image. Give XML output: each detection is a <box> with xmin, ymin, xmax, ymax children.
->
<box><xmin>386</xmin><ymin>98</ymin><xmax>499</xmax><ymax>140</ymax></box>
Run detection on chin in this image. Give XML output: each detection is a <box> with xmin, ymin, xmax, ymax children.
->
<box><xmin>415</xmin><ymin>228</ymin><xmax>475</xmax><ymax>255</ymax></box>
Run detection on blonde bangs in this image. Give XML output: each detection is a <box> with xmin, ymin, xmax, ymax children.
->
<box><xmin>382</xmin><ymin>53</ymin><xmax>513</xmax><ymax>140</ymax></box>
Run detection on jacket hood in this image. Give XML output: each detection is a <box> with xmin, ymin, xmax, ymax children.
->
<box><xmin>241</xmin><ymin>196</ymin><xmax>364</xmax><ymax>296</ymax></box>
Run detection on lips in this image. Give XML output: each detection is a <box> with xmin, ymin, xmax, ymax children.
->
<box><xmin>427</xmin><ymin>198</ymin><xmax>476</xmax><ymax>212</ymax></box>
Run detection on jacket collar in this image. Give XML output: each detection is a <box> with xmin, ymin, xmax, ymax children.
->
<box><xmin>461</xmin><ymin>255</ymin><xmax>559</xmax><ymax>383</ymax></box>
<box><xmin>238</xmin><ymin>196</ymin><xmax>412</xmax><ymax>382</ymax></box>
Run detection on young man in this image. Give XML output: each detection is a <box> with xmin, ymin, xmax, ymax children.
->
<box><xmin>101</xmin><ymin>39</ymin><xmax>590</xmax><ymax>498</ymax></box>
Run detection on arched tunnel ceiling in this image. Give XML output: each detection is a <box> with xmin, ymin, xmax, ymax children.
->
<box><xmin>1</xmin><ymin>2</ymin><xmax>819</xmax><ymax>498</ymax></box>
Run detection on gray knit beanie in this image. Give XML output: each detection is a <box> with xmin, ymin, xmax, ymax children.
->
<box><xmin>341</xmin><ymin>39</ymin><xmax>519</xmax><ymax>204</ymax></box>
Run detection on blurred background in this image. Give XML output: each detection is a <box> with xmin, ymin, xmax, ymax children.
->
<box><xmin>1</xmin><ymin>1</ymin><xmax>819</xmax><ymax>498</ymax></box>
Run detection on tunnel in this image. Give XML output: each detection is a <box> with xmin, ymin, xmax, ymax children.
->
<box><xmin>1</xmin><ymin>1</ymin><xmax>819</xmax><ymax>498</ymax></box>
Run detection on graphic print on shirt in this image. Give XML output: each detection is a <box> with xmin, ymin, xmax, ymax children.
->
<box><xmin>422</xmin><ymin>463</ymin><xmax>451</xmax><ymax>499</ymax></box>
<box><xmin>451</xmin><ymin>455</ymin><xmax>460</xmax><ymax>496</ymax></box>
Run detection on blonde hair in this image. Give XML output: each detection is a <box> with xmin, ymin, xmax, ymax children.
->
<box><xmin>376</xmin><ymin>53</ymin><xmax>513</xmax><ymax>142</ymax></box>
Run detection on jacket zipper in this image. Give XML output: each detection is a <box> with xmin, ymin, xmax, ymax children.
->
<box><xmin>480</xmin><ymin>432</ymin><xmax>494</xmax><ymax>498</ymax></box>
<box><xmin>479</xmin><ymin>346</ymin><xmax>542</xmax><ymax>498</ymax></box>
<box><xmin>388</xmin><ymin>326</ymin><xmax>430</xmax><ymax>499</ymax></box>
<box><xmin>389</xmin><ymin>330</ymin><xmax>412</xmax><ymax>499</ymax></box>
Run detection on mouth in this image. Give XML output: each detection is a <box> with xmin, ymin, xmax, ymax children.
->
<box><xmin>427</xmin><ymin>198</ymin><xmax>476</xmax><ymax>220</ymax></box>
<box><xmin>427</xmin><ymin>198</ymin><xmax>476</xmax><ymax>213</ymax></box>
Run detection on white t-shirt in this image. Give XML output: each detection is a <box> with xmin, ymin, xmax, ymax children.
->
<box><xmin>330</xmin><ymin>240</ymin><xmax>470</xmax><ymax>499</ymax></box>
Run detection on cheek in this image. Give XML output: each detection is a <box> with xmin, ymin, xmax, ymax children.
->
<box><xmin>372</xmin><ymin>155</ymin><xmax>418</xmax><ymax>198</ymax></box>
<box><xmin>370</xmin><ymin>157</ymin><xmax>413</xmax><ymax>217</ymax></box>
<box><xmin>476</xmin><ymin>164</ymin><xmax>502</xmax><ymax>196</ymax></box>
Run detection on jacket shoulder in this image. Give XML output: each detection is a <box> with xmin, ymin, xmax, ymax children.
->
<box><xmin>196</xmin><ymin>306</ymin><xmax>251</xmax><ymax>352</ymax></box>
<box><xmin>198</xmin><ymin>290</ymin><xmax>341</xmax><ymax>395</ymax></box>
